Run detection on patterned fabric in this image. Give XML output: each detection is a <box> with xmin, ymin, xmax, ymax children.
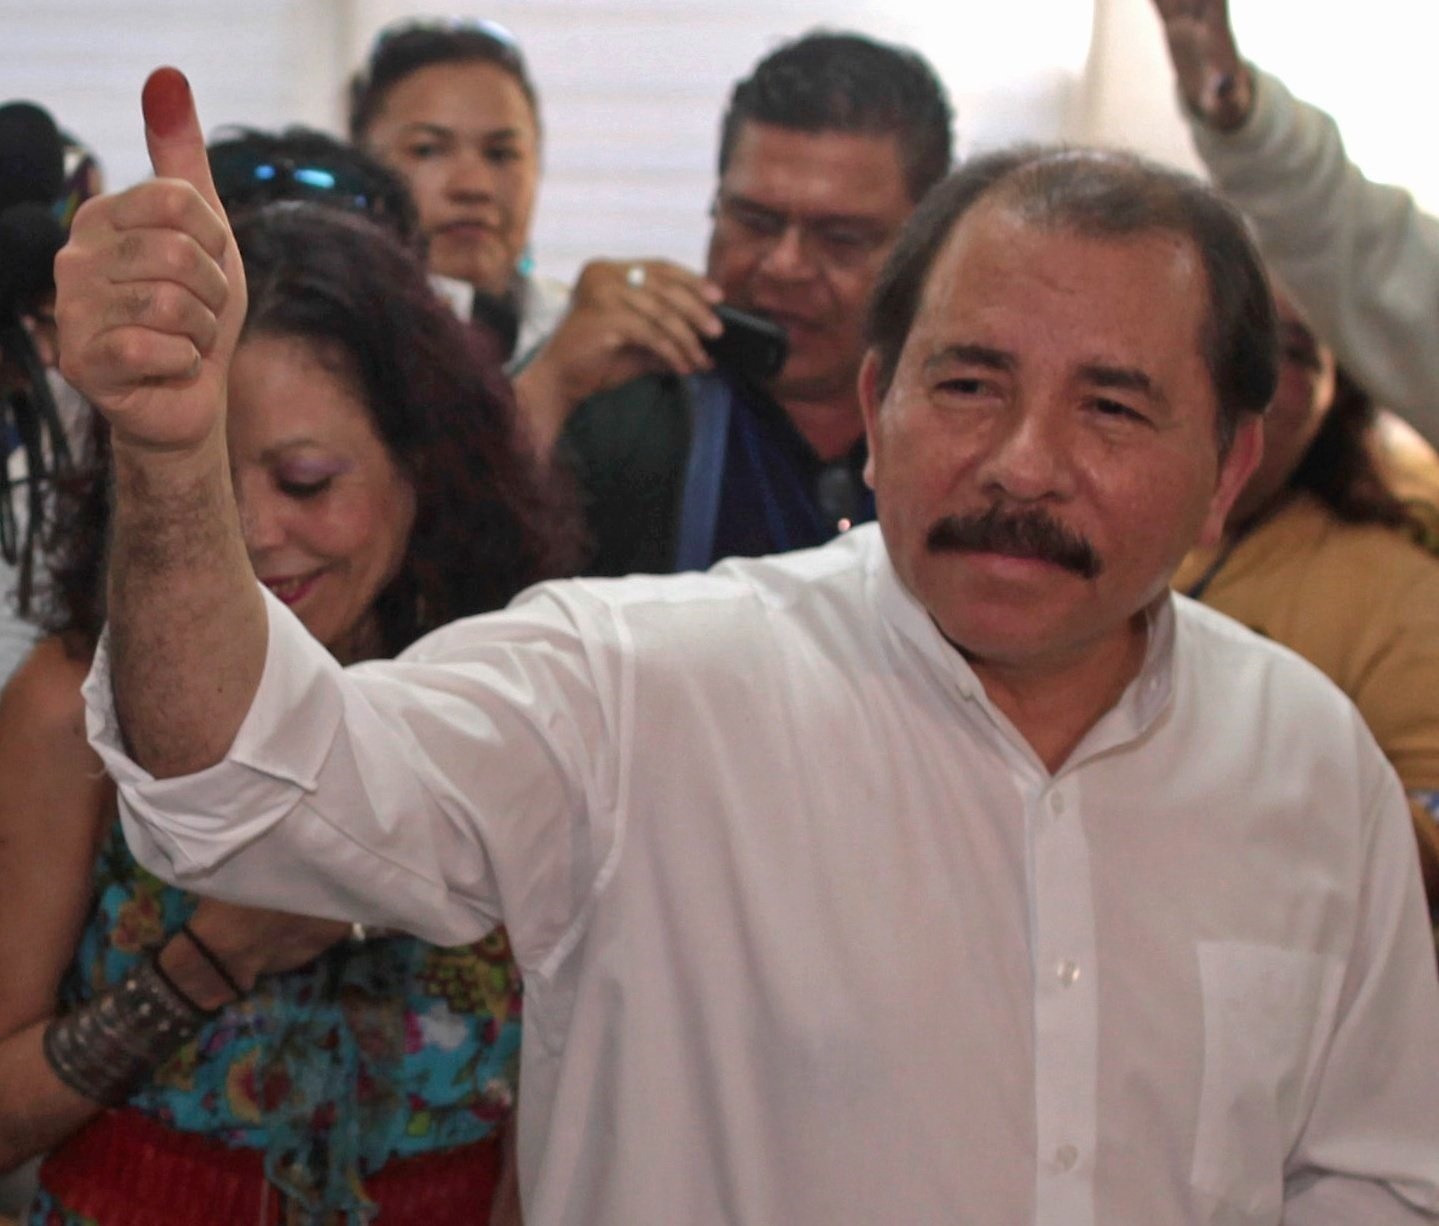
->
<box><xmin>29</xmin><ymin>822</ymin><xmax>521</xmax><ymax>1224</ymax></box>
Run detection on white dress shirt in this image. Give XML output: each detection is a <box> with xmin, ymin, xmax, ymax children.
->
<box><xmin>87</xmin><ymin>525</ymin><xmax>1439</xmax><ymax>1225</ymax></box>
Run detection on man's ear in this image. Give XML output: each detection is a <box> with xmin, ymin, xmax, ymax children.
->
<box><xmin>859</xmin><ymin>349</ymin><xmax>882</xmax><ymax>491</ymax></box>
<box><xmin>1197</xmin><ymin>413</ymin><xmax>1264</xmax><ymax>548</ymax></box>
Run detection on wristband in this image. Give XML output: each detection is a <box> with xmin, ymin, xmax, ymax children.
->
<box><xmin>43</xmin><ymin>950</ymin><xmax>210</xmax><ymax>1106</ymax></box>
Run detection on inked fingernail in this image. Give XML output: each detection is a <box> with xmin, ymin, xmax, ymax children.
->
<box><xmin>142</xmin><ymin>68</ymin><xmax>191</xmax><ymax>138</ymax></box>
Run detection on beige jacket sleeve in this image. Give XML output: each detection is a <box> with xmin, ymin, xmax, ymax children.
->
<box><xmin>1189</xmin><ymin>68</ymin><xmax>1439</xmax><ymax>443</ymax></box>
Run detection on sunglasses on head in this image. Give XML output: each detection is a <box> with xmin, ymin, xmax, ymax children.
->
<box><xmin>208</xmin><ymin>147</ymin><xmax>377</xmax><ymax>215</ymax></box>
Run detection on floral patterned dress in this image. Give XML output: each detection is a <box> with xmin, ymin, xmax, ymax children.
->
<box><xmin>28</xmin><ymin>821</ymin><xmax>522</xmax><ymax>1224</ymax></box>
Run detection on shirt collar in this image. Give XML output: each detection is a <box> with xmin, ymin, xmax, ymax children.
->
<box><xmin>862</xmin><ymin>525</ymin><xmax>1178</xmax><ymax>762</ymax></box>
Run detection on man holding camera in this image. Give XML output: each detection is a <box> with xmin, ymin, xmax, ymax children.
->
<box><xmin>521</xmin><ymin>30</ymin><xmax>953</xmax><ymax>575</ymax></box>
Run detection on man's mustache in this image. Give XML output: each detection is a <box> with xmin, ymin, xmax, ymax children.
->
<box><xmin>926</xmin><ymin>505</ymin><xmax>1102</xmax><ymax>579</ymax></box>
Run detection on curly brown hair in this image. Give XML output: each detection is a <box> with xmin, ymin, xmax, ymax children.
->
<box><xmin>39</xmin><ymin>204</ymin><xmax>579</xmax><ymax>656</ymax></box>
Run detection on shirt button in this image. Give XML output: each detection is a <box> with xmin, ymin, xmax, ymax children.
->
<box><xmin>1056</xmin><ymin>959</ymin><xmax>1081</xmax><ymax>987</ymax></box>
<box><xmin>1054</xmin><ymin>1144</ymin><xmax>1079</xmax><ymax>1172</ymax></box>
<box><xmin>1048</xmin><ymin>791</ymin><xmax>1065</xmax><ymax>816</ymax></box>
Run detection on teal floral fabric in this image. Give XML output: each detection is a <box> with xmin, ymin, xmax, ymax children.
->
<box><xmin>30</xmin><ymin>821</ymin><xmax>521</xmax><ymax>1223</ymax></box>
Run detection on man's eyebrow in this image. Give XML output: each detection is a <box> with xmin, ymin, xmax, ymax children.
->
<box><xmin>397</xmin><ymin>122</ymin><xmax>454</xmax><ymax>138</ymax></box>
<box><xmin>396</xmin><ymin>121</ymin><xmax>524</xmax><ymax>144</ymax></box>
<box><xmin>1078</xmin><ymin>362</ymin><xmax>1169</xmax><ymax>409</ymax></box>
<box><xmin>922</xmin><ymin>344</ymin><xmax>1015</xmax><ymax>376</ymax></box>
<box><xmin>722</xmin><ymin>190</ymin><xmax>891</xmax><ymax>231</ymax></box>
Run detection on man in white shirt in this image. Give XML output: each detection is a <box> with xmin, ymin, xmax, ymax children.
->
<box><xmin>57</xmin><ymin>69</ymin><xmax>1439</xmax><ymax>1225</ymax></box>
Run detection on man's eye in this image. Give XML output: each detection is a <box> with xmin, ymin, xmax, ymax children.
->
<box><xmin>486</xmin><ymin>145</ymin><xmax>522</xmax><ymax>165</ymax></box>
<box><xmin>937</xmin><ymin>377</ymin><xmax>990</xmax><ymax>396</ymax></box>
<box><xmin>1091</xmin><ymin>397</ymin><xmax>1146</xmax><ymax>422</ymax></box>
<box><xmin>403</xmin><ymin>142</ymin><xmax>445</xmax><ymax>160</ymax></box>
<box><xmin>816</xmin><ymin>228</ymin><xmax>877</xmax><ymax>259</ymax></box>
<box><xmin>730</xmin><ymin>206</ymin><xmax>783</xmax><ymax>236</ymax></box>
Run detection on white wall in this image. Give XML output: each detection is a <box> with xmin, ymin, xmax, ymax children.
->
<box><xmin>4</xmin><ymin>0</ymin><xmax>1437</xmax><ymax>283</ymax></box>
<box><xmin>2</xmin><ymin>0</ymin><xmax>1091</xmax><ymax>281</ymax></box>
<box><xmin>0</xmin><ymin>0</ymin><xmax>347</xmax><ymax>189</ymax></box>
<box><xmin>346</xmin><ymin>0</ymin><xmax>1094</xmax><ymax>277</ymax></box>
<box><xmin>1080</xmin><ymin>0</ymin><xmax>1439</xmax><ymax>213</ymax></box>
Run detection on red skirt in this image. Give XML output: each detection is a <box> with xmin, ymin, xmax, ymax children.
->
<box><xmin>37</xmin><ymin>1107</ymin><xmax>502</xmax><ymax>1224</ymax></box>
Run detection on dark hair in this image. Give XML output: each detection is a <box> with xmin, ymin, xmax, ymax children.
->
<box><xmin>40</xmin><ymin>206</ymin><xmax>579</xmax><ymax>655</ymax></box>
<box><xmin>349</xmin><ymin>19</ymin><xmax>538</xmax><ymax>141</ymax></box>
<box><xmin>1291</xmin><ymin>365</ymin><xmax>1424</xmax><ymax>532</ymax></box>
<box><xmin>866</xmin><ymin>146</ymin><xmax>1279</xmax><ymax>452</ymax></box>
<box><xmin>718</xmin><ymin>30</ymin><xmax>953</xmax><ymax>204</ymax></box>
<box><xmin>209</xmin><ymin>126</ymin><xmax>421</xmax><ymax>249</ymax></box>
<box><xmin>1</xmin><ymin>105</ymin><xmax>91</xmax><ymax>613</ymax></box>
<box><xmin>33</xmin><ymin>412</ymin><xmax>107</xmax><ymax>647</ymax></box>
<box><xmin>235</xmin><ymin>205</ymin><xmax>576</xmax><ymax>654</ymax></box>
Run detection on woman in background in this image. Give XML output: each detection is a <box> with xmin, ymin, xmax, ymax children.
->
<box><xmin>348</xmin><ymin>18</ymin><xmax>566</xmax><ymax>361</ymax></box>
<box><xmin>349</xmin><ymin>17</ymin><xmax>725</xmax><ymax>449</ymax></box>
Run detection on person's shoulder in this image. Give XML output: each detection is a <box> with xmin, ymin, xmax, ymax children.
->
<box><xmin>1173</xmin><ymin>591</ymin><xmax>1400</xmax><ymax>792</ymax></box>
<box><xmin>405</xmin><ymin>530</ymin><xmax>876</xmax><ymax>674</ymax></box>
<box><xmin>520</xmin><ymin>528</ymin><xmax>874</xmax><ymax>632</ymax></box>
<box><xmin>1299</xmin><ymin>502</ymin><xmax>1439</xmax><ymax>604</ymax></box>
<box><xmin>1172</xmin><ymin>593</ymin><xmax>1396</xmax><ymax>790</ymax></box>
<box><xmin>524</xmin><ymin>271</ymin><xmax>571</xmax><ymax>319</ymax></box>
<box><xmin>569</xmin><ymin>371</ymin><xmax>687</xmax><ymax>426</ymax></box>
<box><xmin>560</xmin><ymin>372</ymin><xmax>689</xmax><ymax>473</ymax></box>
<box><xmin>1173</xmin><ymin>591</ymin><xmax>1353</xmax><ymax>710</ymax></box>
<box><xmin>516</xmin><ymin>271</ymin><xmax>572</xmax><ymax>356</ymax></box>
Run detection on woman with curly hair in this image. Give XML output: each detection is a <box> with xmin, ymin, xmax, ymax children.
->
<box><xmin>1174</xmin><ymin>285</ymin><xmax>1439</xmax><ymax>941</ymax></box>
<box><xmin>0</xmin><ymin>202</ymin><xmax>577</xmax><ymax>1222</ymax></box>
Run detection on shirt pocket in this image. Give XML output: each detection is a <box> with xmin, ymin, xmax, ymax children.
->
<box><xmin>1189</xmin><ymin>940</ymin><xmax>1343</xmax><ymax>1220</ymax></box>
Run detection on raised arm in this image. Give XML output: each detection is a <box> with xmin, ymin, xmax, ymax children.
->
<box><xmin>1150</xmin><ymin>0</ymin><xmax>1439</xmax><ymax>442</ymax></box>
<box><xmin>54</xmin><ymin>69</ymin><xmax>262</xmax><ymax>776</ymax></box>
<box><xmin>1149</xmin><ymin>0</ymin><xmax>1252</xmax><ymax>130</ymax></box>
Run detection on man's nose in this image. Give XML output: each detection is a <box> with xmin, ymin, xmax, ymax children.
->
<box><xmin>975</xmin><ymin>405</ymin><xmax>1072</xmax><ymax>503</ymax></box>
<box><xmin>756</xmin><ymin>221</ymin><xmax>819</xmax><ymax>280</ymax></box>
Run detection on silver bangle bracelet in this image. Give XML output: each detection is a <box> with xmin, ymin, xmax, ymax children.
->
<box><xmin>43</xmin><ymin>951</ymin><xmax>211</xmax><ymax>1106</ymax></box>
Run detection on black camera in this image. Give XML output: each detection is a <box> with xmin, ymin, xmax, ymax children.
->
<box><xmin>702</xmin><ymin>305</ymin><xmax>788</xmax><ymax>384</ymax></box>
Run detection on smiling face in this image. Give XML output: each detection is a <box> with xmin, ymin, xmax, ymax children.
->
<box><xmin>228</xmin><ymin>334</ymin><xmax>417</xmax><ymax>664</ymax></box>
<box><xmin>862</xmin><ymin>200</ymin><xmax>1262</xmax><ymax>680</ymax></box>
<box><xmin>706</xmin><ymin>121</ymin><xmax>914</xmax><ymax>406</ymax></box>
<box><xmin>361</xmin><ymin>60</ymin><xmax>539</xmax><ymax>296</ymax></box>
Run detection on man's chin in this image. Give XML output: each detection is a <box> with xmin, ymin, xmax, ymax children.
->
<box><xmin>767</xmin><ymin>361</ymin><xmax>854</xmax><ymax>404</ymax></box>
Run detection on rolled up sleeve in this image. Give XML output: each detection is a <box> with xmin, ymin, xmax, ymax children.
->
<box><xmin>84</xmin><ymin>582</ymin><xmax>630</xmax><ymax>968</ymax></box>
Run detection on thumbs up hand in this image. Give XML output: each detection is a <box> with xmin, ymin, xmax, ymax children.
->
<box><xmin>55</xmin><ymin>68</ymin><xmax>246</xmax><ymax>452</ymax></box>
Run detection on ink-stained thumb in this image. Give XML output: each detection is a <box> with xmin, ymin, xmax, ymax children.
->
<box><xmin>142</xmin><ymin>67</ymin><xmax>222</xmax><ymax>214</ymax></box>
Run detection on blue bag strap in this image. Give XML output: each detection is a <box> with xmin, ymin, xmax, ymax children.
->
<box><xmin>674</xmin><ymin>372</ymin><xmax>735</xmax><ymax>572</ymax></box>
